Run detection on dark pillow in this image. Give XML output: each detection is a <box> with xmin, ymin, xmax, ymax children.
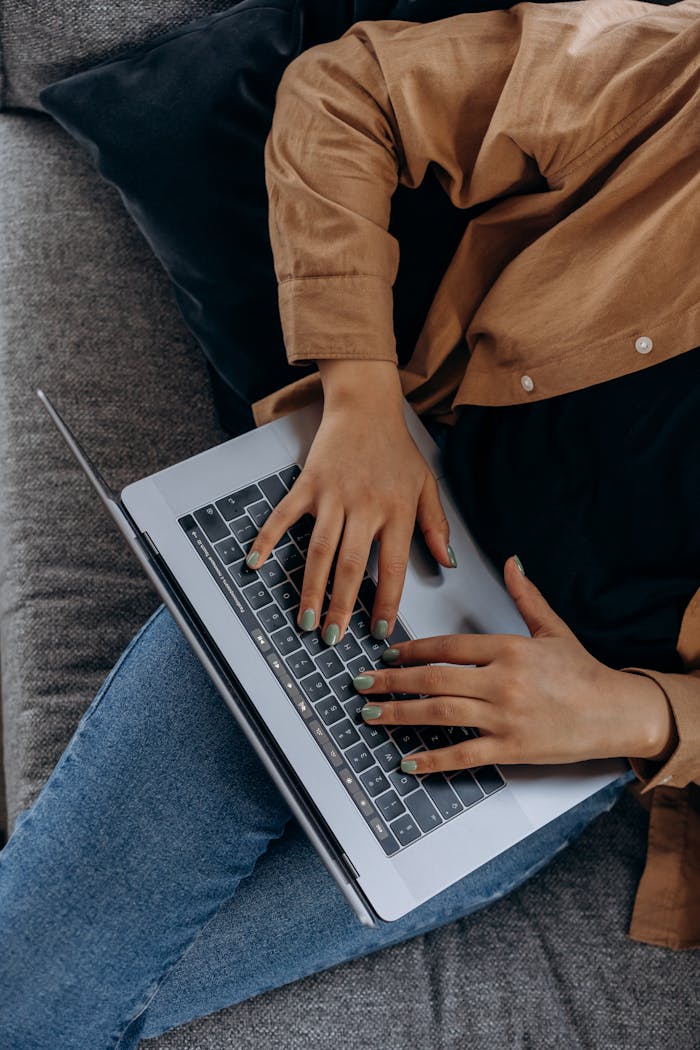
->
<box><xmin>37</xmin><ymin>0</ymin><xmax>537</xmax><ymax>435</ymax></box>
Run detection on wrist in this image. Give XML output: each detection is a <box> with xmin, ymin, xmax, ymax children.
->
<box><xmin>317</xmin><ymin>359</ymin><xmax>404</xmax><ymax>412</ymax></box>
<box><xmin>616</xmin><ymin>670</ymin><xmax>679</xmax><ymax>763</ymax></box>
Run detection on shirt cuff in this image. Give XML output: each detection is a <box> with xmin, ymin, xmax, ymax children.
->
<box><xmin>278</xmin><ymin>274</ymin><xmax>398</xmax><ymax>366</ymax></box>
<box><xmin>621</xmin><ymin>666</ymin><xmax>700</xmax><ymax>793</ymax></box>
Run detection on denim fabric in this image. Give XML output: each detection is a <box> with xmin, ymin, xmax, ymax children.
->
<box><xmin>0</xmin><ymin>601</ymin><xmax>633</xmax><ymax>1050</ymax></box>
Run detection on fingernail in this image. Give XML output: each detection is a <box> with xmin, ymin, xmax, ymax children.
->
<box><xmin>447</xmin><ymin>543</ymin><xmax>457</xmax><ymax>568</ymax></box>
<box><xmin>300</xmin><ymin>608</ymin><xmax>315</xmax><ymax>631</ymax></box>
<box><xmin>361</xmin><ymin>705</ymin><xmax>383</xmax><ymax>720</ymax></box>
<box><xmin>353</xmin><ymin>674</ymin><xmax>374</xmax><ymax>690</ymax></box>
<box><xmin>323</xmin><ymin>623</ymin><xmax>340</xmax><ymax>646</ymax></box>
<box><xmin>513</xmin><ymin>554</ymin><xmax>526</xmax><ymax>576</ymax></box>
<box><xmin>382</xmin><ymin>648</ymin><xmax>400</xmax><ymax>663</ymax></box>
<box><xmin>245</xmin><ymin>550</ymin><xmax>259</xmax><ymax>568</ymax></box>
<box><xmin>372</xmin><ymin>619</ymin><xmax>388</xmax><ymax>640</ymax></box>
<box><xmin>401</xmin><ymin>759</ymin><xmax>418</xmax><ymax>773</ymax></box>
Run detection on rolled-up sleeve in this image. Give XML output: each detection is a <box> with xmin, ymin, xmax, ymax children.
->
<box><xmin>263</xmin><ymin>12</ymin><xmax>536</xmax><ymax>367</ymax></box>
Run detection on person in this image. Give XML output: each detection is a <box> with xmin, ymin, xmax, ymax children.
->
<box><xmin>1</xmin><ymin>1</ymin><xmax>698</xmax><ymax>1047</ymax></box>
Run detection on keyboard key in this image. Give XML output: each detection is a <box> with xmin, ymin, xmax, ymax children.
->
<box><xmin>420</xmin><ymin>727</ymin><xmax>452</xmax><ymax>751</ymax></box>
<box><xmin>375</xmin><ymin>790</ymin><xmax>405</xmax><ymax>822</ymax></box>
<box><xmin>349</xmin><ymin>609</ymin><xmax>371</xmax><ymax>638</ymax></box>
<box><xmin>257</xmin><ymin>559</ymin><xmax>285</xmax><ymax>588</ymax></box>
<box><xmin>270</xmin><ymin>581</ymin><xmax>300</xmax><ymax>611</ymax></box>
<box><xmin>288</xmin><ymin>567</ymin><xmax>305</xmax><ymax>594</ymax></box>
<box><xmin>276</xmin><ymin>542</ymin><xmax>304</xmax><ymax>573</ymax></box>
<box><xmin>405</xmin><ymin>791</ymin><xmax>442</xmax><ymax>832</ymax></box>
<box><xmin>258</xmin><ymin>474</ymin><xmax>287</xmax><ymax>507</ymax></box>
<box><xmin>449</xmin><ymin>771</ymin><xmax>485</xmax><ymax>807</ymax></box>
<box><xmin>279</xmin><ymin>464</ymin><xmax>301</xmax><ymax>490</ymax></box>
<box><xmin>360</xmin><ymin>636</ymin><xmax>388</xmax><ymax>661</ymax></box>
<box><xmin>315</xmin><ymin>649</ymin><xmax>344</xmax><ymax>679</ymax></box>
<box><xmin>287</xmin><ymin>649</ymin><xmax>314</xmax><ymax>679</ymax></box>
<box><xmin>392</xmin><ymin>727</ymin><xmax>423</xmax><ymax>754</ymax></box>
<box><xmin>229</xmin><ymin>559</ymin><xmax>257</xmax><ymax>587</ymax></box>
<box><xmin>215</xmin><ymin>484</ymin><xmax>263</xmax><ymax>520</ymax></box>
<box><xmin>389</xmin><ymin>812</ymin><xmax>421</xmax><ymax>847</ymax></box>
<box><xmin>375</xmin><ymin>741</ymin><xmax>402</xmax><ymax>772</ymax></box>
<box><xmin>271</xmin><ymin>626</ymin><xmax>302</xmax><ymax>657</ymax></box>
<box><xmin>329</xmin><ymin>718</ymin><xmax>361</xmax><ymax>750</ymax></box>
<box><xmin>213</xmin><ymin>536</ymin><xmax>243</xmax><ymax>564</ymax></box>
<box><xmin>388</xmin><ymin>768</ymin><xmax>421</xmax><ymax>798</ymax></box>
<box><xmin>257</xmin><ymin>605</ymin><xmax>287</xmax><ymax>633</ymax></box>
<box><xmin>300</xmin><ymin>673</ymin><xmax>331</xmax><ymax>704</ymax></box>
<box><xmin>346</xmin><ymin>743</ymin><xmax>375</xmax><ymax>775</ymax></box>
<box><xmin>289</xmin><ymin>514</ymin><xmax>315</xmax><ymax>550</ymax></box>
<box><xmin>370</xmin><ymin>817</ymin><xmax>400</xmax><ymax>856</ymax></box>
<box><xmin>193</xmin><ymin>505</ymin><xmax>229</xmax><ymax>543</ymax></box>
<box><xmin>301</xmin><ymin>631</ymin><xmax>323</xmax><ymax>657</ymax></box>
<box><xmin>422</xmin><ymin>774</ymin><xmax>464</xmax><ymax>820</ymax></box>
<box><xmin>336</xmin><ymin>634</ymin><xmax>362</xmax><ymax>661</ymax></box>
<box><xmin>358</xmin><ymin>722</ymin><xmax>389</xmax><ymax>749</ymax></box>
<box><xmin>444</xmin><ymin>725</ymin><xmax>472</xmax><ymax>747</ymax></box>
<box><xmin>241</xmin><ymin>581</ymin><xmax>273</xmax><ymax>611</ymax></box>
<box><xmin>347</xmin><ymin>654</ymin><xmax>373</xmax><ymax>680</ymax></box>
<box><xmin>314</xmin><ymin>694</ymin><xmax>345</xmax><ymax>726</ymax></box>
<box><xmin>473</xmin><ymin>766</ymin><xmax>505</xmax><ymax>795</ymax></box>
<box><xmin>230</xmin><ymin>515</ymin><xmax>257</xmax><ymax>547</ymax></box>
<box><xmin>342</xmin><ymin>694</ymin><xmax>365</xmax><ymax>722</ymax></box>
<box><xmin>248</xmin><ymin>499</ymin><xmax>272</xmax><ymax>528</ymax></box>
<box><xmin>360</xmin><ymin>767</ymin><xmax>390</xmax><ymax>797</ymax></box>
<box><xmin>330</xmin><ymin>673</ymin><xmax>355</xmax><ymax>704</ymax></box>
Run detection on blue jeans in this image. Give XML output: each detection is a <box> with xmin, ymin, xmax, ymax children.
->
<box><xmin>0</xmin><ymin>421</ymin><xmax>634</xmax><ymax>1049</ymax></box>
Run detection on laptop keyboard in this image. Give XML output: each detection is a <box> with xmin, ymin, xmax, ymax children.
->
<box><xmin>178</xmin><ymin>464</ymin><xmax>505</xmax><ymax>857</ymax></box>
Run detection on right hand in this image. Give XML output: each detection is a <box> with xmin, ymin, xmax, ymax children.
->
<box><xmin>244</xmin><ymin>360</ymin><xmax>456</xmax><ymax>645</ymax></box>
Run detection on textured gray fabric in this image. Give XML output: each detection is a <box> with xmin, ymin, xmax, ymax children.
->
<box><xmin>141</xmin><ymin>793</ymin><xmax>700</xmax><ymax>1050</ymax></box>
<box><xmin>1</xmin><ymin>108</ymin><xmax>698</xmax><ymax>1050</ymax></box>
<box><xmin>0</xmin><ymin>1</ymin><xmax>235</xmax><ymax>110</ymax></box>
<box><xmin>0</xmin><ymin>112</ymin><xmax>229</xmax><ymax>822</ymax></box>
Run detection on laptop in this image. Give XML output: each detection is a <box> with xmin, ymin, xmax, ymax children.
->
<box><xmin>37</xmin><ymin>388</ymin><xmax>627</xmax><ymax>928</ymax></box>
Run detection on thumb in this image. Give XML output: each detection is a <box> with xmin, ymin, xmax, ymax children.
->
<box><xmin>416</xmin><ymin>472</ymin><xmax>456</xmax><ymax>569</ymax></box>
<box><xmin>504</xmin><ymin>555</ymin><xmax>573</xmax><ymax>639</ymax></box>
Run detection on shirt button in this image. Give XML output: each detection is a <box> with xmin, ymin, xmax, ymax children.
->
<box><xmin>635</xmin><ymin>336</ymin><xmax>653</xmax><ymax>354</ymax></box>
<box><xmin>661</xmin><ymin>775</ymin><xmax>673</xmax><ymax>784</ymax></box>
<box><xmin>520</xmin><ymin>375</ymin><xmax>535</xmax><ymax>392</ymax></box>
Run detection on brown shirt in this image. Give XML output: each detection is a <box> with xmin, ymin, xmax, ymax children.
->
<box><xmin>256</xmin><ymin>0</ymin><xmax>700</xmax><ymax>948</ymax></box>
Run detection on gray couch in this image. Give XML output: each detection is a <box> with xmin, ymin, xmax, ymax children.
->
<box><xmin>1</xmin><ymin>3</ymin><xmax>698</xmax><ymax>1047</ymax></box>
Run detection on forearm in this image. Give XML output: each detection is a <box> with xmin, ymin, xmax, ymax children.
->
<box><xmin>317</xmin><ymin>359</ymin><xmax>404</xmax><ymax>414</ymax></box>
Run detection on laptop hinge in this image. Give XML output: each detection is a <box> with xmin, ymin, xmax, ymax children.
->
<box><xmin>341</xmin><ymin>853</ymin><xmax>360</xmax><ymax>881</ymax></box>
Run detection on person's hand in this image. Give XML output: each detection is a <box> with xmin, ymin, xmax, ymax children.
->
<box><xmin>243</xmin><ymin>360</ymin><xmax>456</xmax><ymax>645</ymax></box>
<box><xmin>353</xmin><ymin>555</ymin><xmax>678</xmax><ymax>773</ymax></box>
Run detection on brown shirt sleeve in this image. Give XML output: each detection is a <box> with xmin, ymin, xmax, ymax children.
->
<box><xmin>262</xmin><ymin>11</ymin><xmax>538</xmax><ymax>368</ymax></box>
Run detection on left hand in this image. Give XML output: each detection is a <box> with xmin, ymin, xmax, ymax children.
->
<box><xmin>354</xmin><ymin>556</ymin><xmax>677</xmax><ymax>774</ymax></box>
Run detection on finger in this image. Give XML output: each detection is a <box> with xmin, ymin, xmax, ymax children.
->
<box><xmin>244</xmin><ymin>484</ymin><xmax>310</xmax><ymax>569</ymax></box>
<box><xmin>358</xmin><ymin>693</ymin><xmax>490</xmax><ymax>728</ymax></box>
<box><xmin>297</xmin><ymin>500</ymin><xmax>346</xmax><ymax>642</ymax></box>
<box><xmin>504</xmin><ymin>555</ymin><xmax>574</xmax><ymax>640</ymax></box>
<box><xmin>398</xmin><ymin>737</ymin><xmax>499</xmax><ymax>776</ymax></box>
<box><xmin>378</xmin><ymin>633</ymin><xmax>516</xmax><ymax>669</ymax></box>
<box><xmin>415</xmin><ymin>471</ymin><xmax>455</xmax><ymax>569</ymax></box>
<box><xmin>368</xmin><ymin>516</ymin><xmax>414</xmax><ymax>640</ymax></box>
<box><xmin>322</xmin><ymin>516</ymin><xmax>376</xmax><ymax>643</ymax></box>
<box><xmin>352</xmin><ymin>663</ymin><xmax>493</xmax><ymax>700</ymax></box>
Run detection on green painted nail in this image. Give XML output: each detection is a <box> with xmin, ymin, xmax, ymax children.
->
<box><xmin>361</xmin><ymin>705</ymin><xmax>383</xmax><ymax>721</ymax></box>
<box><xmin>353</xmin><ymin>674</ymin><xmax>375</xmax><ymax>690</ymax></box>
<box><xmin>371</xmin><ymin>619</ymin><xmax>388</xmax><ymax>640</ymax></box>
<box><xmin>323</xmin><ymin>623</ymin><xmax>340</xmax><ymax>646</ymax></box>
<box><xmin>401</xmin><ymin>759</ymin><xmax>418</xmax><ymax>773</ymax></box>
<box><xmin>514</xmin><ymin>555</ymin><xmax>526</xmax><ymax>576</ymax></box>
<box><xmin>300</xmin><ymin>608</ymin><xmax>315</xmax><ymax>631</ymax></box>
<box><xmin>447</xmin><ymin>543</ymin><xmax>457</xmax><ymax>568</ymax></box>
<box><xmin>382</xmin><ymin>648</ymin><xmax>400</xmax><ymax>663</ymax></box>
<box><xmin>245</xmin><ymin>550</ymin><xmax>259</xmax><ymax>568</ymax></box>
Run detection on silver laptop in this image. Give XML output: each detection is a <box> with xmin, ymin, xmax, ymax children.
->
<box><xmin>37</xmin><ymin>388</ymin><xmax>627</xmax><ymax>929</ymax></box>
